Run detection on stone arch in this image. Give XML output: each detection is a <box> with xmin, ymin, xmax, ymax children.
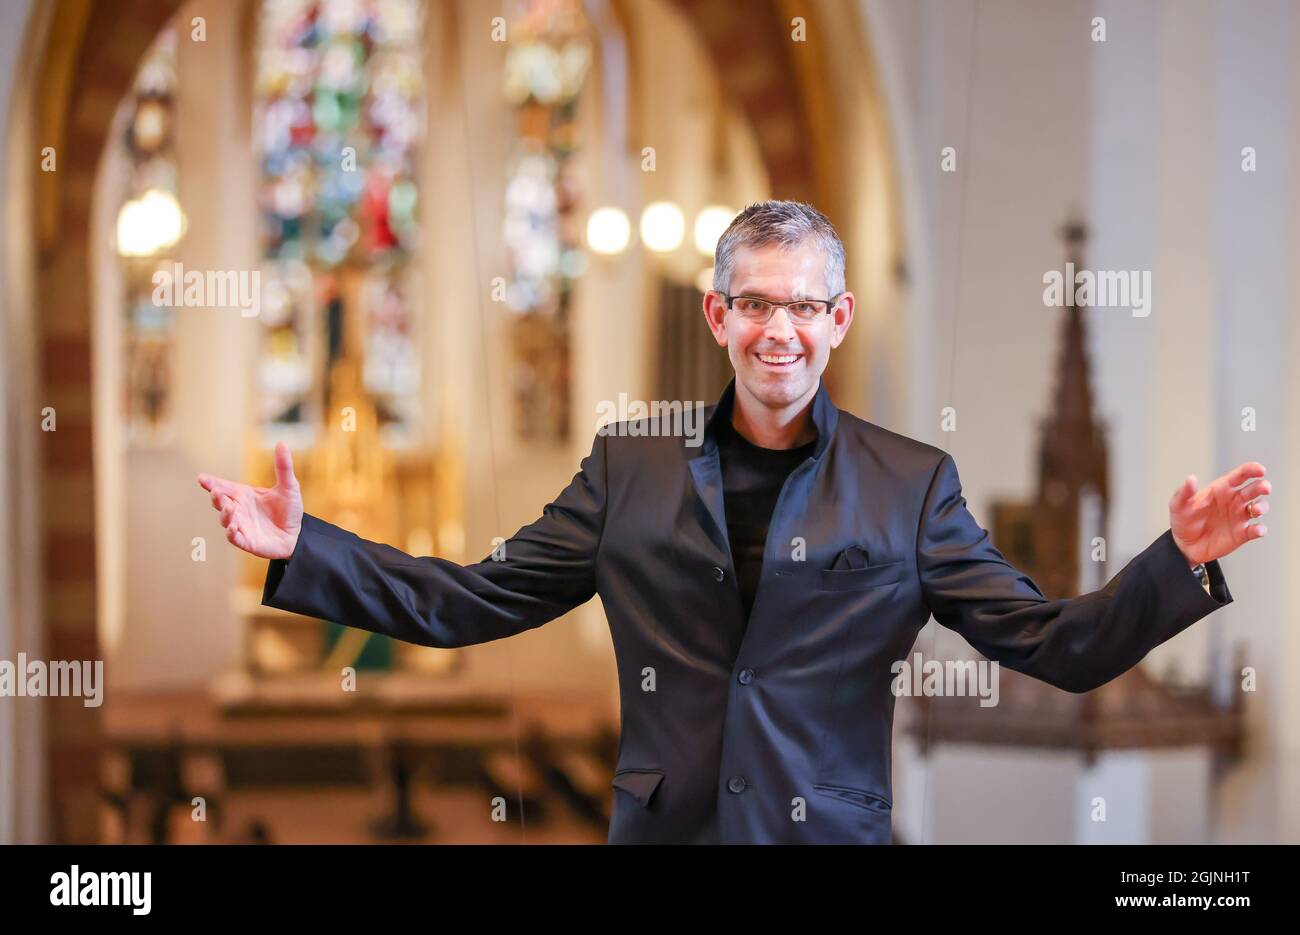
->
<box><xmin>25</xmin><ymin>0</ymin><xmax>185</xmax><ymax>843</ymax></box>
<box><xmin>666</xmin><ymin>0</ymin><xmax>838</xmax><ymax>206</ymax></box>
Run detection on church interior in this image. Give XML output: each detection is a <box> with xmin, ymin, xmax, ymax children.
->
<box><xmin>0</xmin><ymin>0</ymin><xmax>1297</xmax><ymax>845</ymax></box>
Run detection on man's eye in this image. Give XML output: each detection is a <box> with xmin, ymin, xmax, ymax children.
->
<box><xmin>736</xmin><ymin>299</ymin><xmax>764</xmax><ymax>313</ymax></box>
<box><xmin>791</xmin><ymin>303</ymin><xmax>817</xmax><ymax>316</ymax></box>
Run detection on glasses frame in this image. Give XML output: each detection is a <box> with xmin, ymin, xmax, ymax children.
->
<box><xmin>713</xmin><ymin>291</ymin><xmax>844</xmax><ymax>326</ymax></box>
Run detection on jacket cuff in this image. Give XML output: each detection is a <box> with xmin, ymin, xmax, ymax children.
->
<box><xmin>1146</xmin><ymin>528</ymin><xmax>1233</xmax><ymax>617</ymax></box>
<box><xmin>1203</xmin><ymin>557</ymin><xmax>1231</xmax><ymax>605</ymax></box>
<box><xmin>261</xmin><ymin>513</ymin><xmax>352</xmax><ymax>613</ymax></box>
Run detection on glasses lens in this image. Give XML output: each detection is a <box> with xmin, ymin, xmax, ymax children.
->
<box><xmin>788</xmin><ymin>301</ymin><xmax>826</xmax><ymax>322</ymax></box>
<box><xmin>734</xmin><ymin>297</ymin><xmax>773</xmax><ymax>319</ymax></box>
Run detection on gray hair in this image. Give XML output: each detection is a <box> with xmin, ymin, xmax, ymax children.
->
<box><xmin>712</xmin><ymin>200</ymin><xmax>846</xmax><ymax>297</ymax></box>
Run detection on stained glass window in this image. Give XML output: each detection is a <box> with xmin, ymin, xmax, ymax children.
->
<box><xmin>502</xmin><ymin>0</ymin><xmax>591</xmax><ymax>442</ymax></box>
<box><xmin>115</xmin><ymin>28</ymin><xmax>181</xmax><ymax>445</ymax></box>
<box><xmin>254</xmin><ymin>0</ymin><xmax>424</xmax><ymax>446</ymax></box>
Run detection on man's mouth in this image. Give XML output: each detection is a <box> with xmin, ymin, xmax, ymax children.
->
<box><xmin>756</xmin><ymin>352</ymin><xmax>802</xmax><ymax>368</ymax></box>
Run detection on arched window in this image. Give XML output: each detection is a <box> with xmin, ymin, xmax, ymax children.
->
<box><xmin>501</xmin><ymin>0</ymin><xmax>592</xmax><ymax>442</ymax></box>
<box><xmin>253</xmin><ymin>0</ymin><xmax>425</xmax><ymax>447</ymax></box>
<box><xmin>114</xmin><ymin>27</ymin><xmax>181</xmax><ymax>445</ymax></box>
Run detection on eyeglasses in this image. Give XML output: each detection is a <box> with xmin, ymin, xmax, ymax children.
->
<box><xmin>714</xmin><ymin>292</ymin><xmax>841</xmax><ymax>325</ymax></box>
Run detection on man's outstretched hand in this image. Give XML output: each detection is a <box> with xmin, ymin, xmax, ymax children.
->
<box><xmin>197</xmin><ymin>442</ymin><xmax>303</xmax><ymax>560</ymax></box>
<box><xmin>1170</xmin><ymin>461</ymin><xmax>1271</xmax><ymax>568</ymax></box>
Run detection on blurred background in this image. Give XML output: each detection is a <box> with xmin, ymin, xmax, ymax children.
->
<box><xmin>0</xmin><ymin>0</ymin><xmax>1295</xmax><ymax>844</ymax></box>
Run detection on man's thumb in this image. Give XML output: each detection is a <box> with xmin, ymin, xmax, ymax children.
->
<box><xmin>274</xmin><ymin>442</ymin><xmax>298</xmax><ymax>490</ymax></box>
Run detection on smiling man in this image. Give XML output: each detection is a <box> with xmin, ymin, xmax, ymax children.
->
<box><xmin>198</xmin><ymin>200</ymin><xmax>1271</xmax><ymax>844</ymax></box>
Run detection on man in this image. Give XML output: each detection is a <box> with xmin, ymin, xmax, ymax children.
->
<box><xmin>198</xmin><ymin>200</ymin><xmax>1270</xmax><ymax>844</ymax></box>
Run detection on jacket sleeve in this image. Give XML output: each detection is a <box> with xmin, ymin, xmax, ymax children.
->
<box><xmin>261</xmin><ymin>430</ymin><xmax>608</xmax><ymax>648</ymax></box>
<box><xmin>916</xmin><ymin>452</ymin><xmax>1231</xmax><ymax>693</ymax></box>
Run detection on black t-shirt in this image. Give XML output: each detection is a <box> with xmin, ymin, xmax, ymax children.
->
<box><xmin>716</xmin><ymin>417</ymin><xmax>817</xmax><ymax>623</ymax></box>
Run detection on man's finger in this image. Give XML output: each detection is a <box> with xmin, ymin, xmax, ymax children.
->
<box><xmin>199</xmin><ymin>473</ymin><xmax>235</xmax><ymax>495</ymax></box>
<box><xmin>1170</xmin><ymin>475</ymin><xmax>1197</xmax><ymax>508</ymax></box>
<box><xmin>1235</xmin><ymin>478</ymin><xmax>1271</xmax><ymax>502</ymax></box>
<box><xmin>273</xmin><ymin>442</ymin><xmax>298</xmax><ymax>491</ymax></box>
<box><xmin>1225</xmin><ymin>462</ymin><xmax>1266</xmax><ymax>487</ymax></box>
<box><xmin>200</xmin><ymin>474</ymin><xmax>237</xmax><ymax>499</ymax></box>
<box><xmin>1232</xmin><ymin>478</ymin><xmax>1274</xmax><ymax>507</ymax></box>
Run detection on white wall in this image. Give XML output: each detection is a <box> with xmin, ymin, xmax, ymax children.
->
<box><xmin>867</xmin><ymin>0</ymin><xmax>1298</xmax><ymax>843</ymax></box>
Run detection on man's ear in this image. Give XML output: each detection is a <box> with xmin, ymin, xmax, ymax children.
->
<box><xmin>702</xmin><ymin>291</ymin><xmax>729</xmax><ymax>347</ymax></box>
<box><xmin>829</xmin><ymin>292</ymin><xmax>855</xmax><ymax>349</ymax></box>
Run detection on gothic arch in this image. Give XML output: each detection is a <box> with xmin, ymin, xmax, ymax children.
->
<box><xmin>21</xmin><ymin>0</ymin><xmax>186</xmax><ymax>843</ymax></box>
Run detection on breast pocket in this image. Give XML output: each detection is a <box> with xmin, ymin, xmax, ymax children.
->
<box><xmin>817</xmin><ymin>561</ymin><xmax>904</xmax><ymax>591</ymax></box>
<box><xmin>611</xmin><ymin>767</ymin><xmax>664</xmax><ymax>807</ymax></box>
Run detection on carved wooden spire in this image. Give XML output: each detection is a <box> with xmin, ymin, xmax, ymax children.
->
<box><xmin>1031</xmin><ymin>219</ymin><xmax>1110</xmax><ymax>599</ymax></box>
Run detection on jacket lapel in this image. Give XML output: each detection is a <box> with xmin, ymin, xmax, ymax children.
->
<box><xmin>685</xmin><ymin>378</ymin><xmax>739</xmax><ymax>555</ymax></box>
<box><xmin>687</xmin><ymin>437</ymin><xmax>730</xmax><ymax>555</ymax></box>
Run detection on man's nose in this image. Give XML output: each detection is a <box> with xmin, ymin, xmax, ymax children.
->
<box><xmin>763</xmin><ymin>306</ymin><xmax>799</xmax><ymax>340</ymax></box>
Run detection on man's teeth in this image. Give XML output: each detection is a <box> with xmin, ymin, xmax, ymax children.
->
<box><xmin>758</xmin><ymin>354</ymin><xmax>800</xmax><ymax>364</ymax></box>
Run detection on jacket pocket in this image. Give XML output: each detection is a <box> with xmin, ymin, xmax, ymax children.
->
<box><xmin>818</xmin><ymin>561</ymin><xmax>904</xmax><ymax>591</ymax></box>
<box><xmin>812</xmin><ymin>783</ymin><xmax>891</xmax><ymax>813</ymax></box>
<box><xmin>612</xmin><ymin>768</ymin><xmax>664</xmax><ymax>807</ymax></box>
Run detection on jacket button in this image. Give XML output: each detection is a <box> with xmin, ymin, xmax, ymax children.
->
<box><xmin>737</xmin><ymin>668</ymin><xmax>755</xmax><ymax>685</ymax></box>
<box><xmin>712</xmin><ymin>566</ymin><xmax>726</xmax><ymax>582</ymax></box>
<box><xmin>727</xmin><ymin>775</ymin><xmax>746</xmax><ymax>794</ymax></box>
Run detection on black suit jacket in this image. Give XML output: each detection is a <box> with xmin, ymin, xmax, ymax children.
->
<box><xmin>262</xmin><ymin>377</ymin><xmax>1231</xmax><ymax>844</ymax></box>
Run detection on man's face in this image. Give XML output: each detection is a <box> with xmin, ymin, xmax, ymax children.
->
<box><xmin>703</xmin><ymin>241</ymin><xmax>855</xmax><ymax>411</ymax></box>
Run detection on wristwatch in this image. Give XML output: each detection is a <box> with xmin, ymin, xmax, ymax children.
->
<box><xmin>1190</xmin><ymin>562</ymin><xmax>1210</xmax><ymax>595</ymax></box>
